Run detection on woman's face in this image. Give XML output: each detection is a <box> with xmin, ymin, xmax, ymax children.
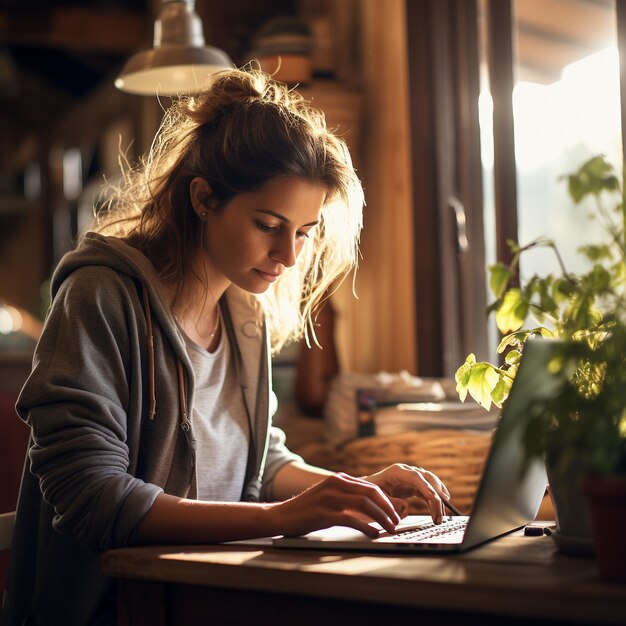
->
<box><xmin>201</xmin><ymin>176</ymin><xmax>326</xmax><ymax>294</ymax></box>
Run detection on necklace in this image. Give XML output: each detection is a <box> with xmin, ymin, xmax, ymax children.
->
<box><xmin>208</xmin><ymin>305</ymin><xmax>221</xmax><ymax>342</ymax></box>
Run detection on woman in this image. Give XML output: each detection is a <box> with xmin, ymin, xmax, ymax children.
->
<box><xmin>3</xmin><ymin>69</ymin><xmax>450</xmax><ymax>625</ymax></box>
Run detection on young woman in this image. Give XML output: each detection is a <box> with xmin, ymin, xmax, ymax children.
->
<box><xmin>4</xmin><ymin>69</ymin><xmax>450</xmax><ymax>625</ymax></box>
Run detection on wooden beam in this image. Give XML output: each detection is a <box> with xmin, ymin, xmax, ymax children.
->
<box><xmin>515</xmin><ymin>0</ymin><xmax>613</xmax><ymax>45</ymax></box>
<box><xmin>486</xmin><ymin>0</ymin><xmax>518</xmax><ymax>266</ymax></box>
<box><xmin>453</xmin><ymin>0</ymin><xmax>489</xmax><ymax>364</ymax></box>
<box><xmin>406</xmin><ymin>0</ymin><xmax>444</xmax><ymax>376</ymax></box>
<box><xmin>0</xmin><ymin>8</ymin><xmax>148</xmax><ymax>53</ymax></box>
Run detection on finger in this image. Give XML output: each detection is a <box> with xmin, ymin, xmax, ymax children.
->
<box><xmin>334</xmin><ymin>514</ymin><xmax>382</xmax><ymax>538</ymax></box>
<box><xmin>371</xmin><ymin>464</ymin><xmax>451</xmax><ymax>503</ymax></box>
<box><xmin>419</xmin><ymin>468</ymin><xmax>451</xmax><ymax>500</ymax></box>
<box><xmin>330</xmin><ymin>473</ymin><xmax>402</xmax><ymax>526</ymax></box>
<box><xmin>411</xmin><ymin>466</ymin><xmax>450</xmax><ymax>500</ymax></box>
<box><xmin>340</xmin><ymin>492</ymin><xmax>400</xmax><ymax>533</ymax></box>
<box><xmin>401</xmin><ymin>480</ymin><xmax>443</xmax><ymax>525</ymax></box>
<box><xmin>360</xmin><ymin>466</ymin><xmax>444</xmax><ymax>524</ymax></box>
<box><xmin>403</xmin><ymin>467</ymin><xmax>441</xmax><ymax>501</ymax></box>
<box><xmin>283</xmin><ymin>510</ymin><xmax>381</xmax><ymax>539</ymax></box>
<box><xmin>429</xmin><ymin>493</ymin><xmax>444</xmax><ymax>524</ymax></box>
<box><xmin>318</xmin><ymin>491</ymin><xmax>398</xmax><ymax>534</ymax></box>
<box><xmin>406</xmin><ymin>470</ymin><xmax>444</xmax><ymax>524</ymax></box>
<box><xmin>389</xmin><ymin>496</ymin><xmax>410</xmax><ymax>518</ymax></box>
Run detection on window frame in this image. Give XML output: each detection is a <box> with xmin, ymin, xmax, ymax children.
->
<box><xmin>406</xmin><ymin>0</ymin><xmax>488</xmax><ymax>376</ymax></box>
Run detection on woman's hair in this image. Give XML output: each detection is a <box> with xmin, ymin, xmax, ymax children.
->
<box><xmin>93</xmin><ymin>68</ymin><xmax>364</xmax><ymax>353</ymax></box>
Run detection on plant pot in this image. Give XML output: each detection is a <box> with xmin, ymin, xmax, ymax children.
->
<box><xmin>583</xmin><ymin>476</ymin><xmax>626</xmax><ymax>583</ymax></box>
<box><xmin>546</xmin><ymin>452</ymin><xmax>594</xmax><ymax>556</ymax></box>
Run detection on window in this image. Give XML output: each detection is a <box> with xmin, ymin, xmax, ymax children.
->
<box><xmin>481</xmin><ymin>0</ymin><xmax>621</xmax><ymax>358</ymax></box>
<box><xmin>406</xmin><ymin>0</ymin><xmax>625</xmax><ymax>375</ymax></box>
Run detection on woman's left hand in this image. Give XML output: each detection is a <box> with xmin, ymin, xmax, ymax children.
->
<box><xmin>364</xmin><ymin>464</ymin><xmax>451</xmax><ymax>524</ymax></box>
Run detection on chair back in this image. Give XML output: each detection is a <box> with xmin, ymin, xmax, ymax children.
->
<box><xmin>0</xmin><ymin>510</ymin><xmax>16</xmax><ymax>605</ymax></box>
<box><xmin>0</xmin><ymin>512</ymin><xmax>15</xmax><ymax>552</ymax></box>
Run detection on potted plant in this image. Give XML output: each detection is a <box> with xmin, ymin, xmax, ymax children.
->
<box><xmin>455</xmin><ymin>155</ymin><xmax>626</xmax><ymax>579</ymax></box>
<box><xmin>548</xmin><ymin>333</ymin><xmax>626</xmax><ymax>581</ymax></box>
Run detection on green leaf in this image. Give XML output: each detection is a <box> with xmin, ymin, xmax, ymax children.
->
<box><xmin>578</xmin><ymin>244</ymin><xmax>612</xmax><ymax>263</ymax></box>
<box><xmin>454</xmin><ymin>354</ymin><xmax>476</xmax><ymax>402</ymax></box>
<box><xmin>587</xmin><ymin>264</ymin><xmax>611</xmax><ymax>291</ymax></box>
<box><xmin>467</xmin><ymin>362</ymin><xmax>500</xmax><ymax>410</ymax></box>
<box><xmin>567</xmin><ymin>293</ymin><xmax>602</xmax><ymax>334</ymax></box>
<box><xmin>611</xmin><ymin>260</ymin><xmax>626</xmax><ymax>284</ymax></box>
<box><xmin>489</xmin><ymin>263</ymin><xmax>513</xmax><ymax>299</ymax></box>
<box><xmin>567</xmin><ymin>155</ymin><xmax>621</xmax><ymax>203</ymax></box>
<box><xmin>504</xmin><ymin>349</ymin><xmax>522</xmax><ymax>365</ymax></box>
<box><xmin>553</xmin><ymin>277</ymin><xmax>576</xmax><ymax>303</ymax></box>
<box><xmin>456</xmin><ymin>356</ymin><xmax>503</xmax><ymax>410</ymax></box>
<box><xmin>585</xmin><ymin>155</ymin><xmax>613</xmax><ymax>177</ymax></box>
<box><xmin>522</xmin><ymin>276</ymin><xmax>539</xmax><ymax>302</ymax></box>
<box><xmin>491</xmin><ymin>375</ymin><xmax>513</xmax><ymax>408</ymax></box>
<box><xmin>538</xmin><ymin>279</ymin><xmax>557</xmax><ymax>316</ymax></box>
<box><xmin>495</xmin><ymin>288</ymin><xmax>528</xmax><ymax>334</ymax></box>
<box><xmin>568</xmin><ymin>174</ymin><xmax>585</xmax><ymax>203</ymax></box>
<box><xmin>496</xmin><ymin>328</ymin><xmax>554</xmax><ymax>353</ymax></box>
<box><xmin>496</xmin><ymin>333</ymin><xmax>525</xmax><ymax>353</ymax></box>
<box><xmin>506</xmin><ymin>239</ymin><xmax>521</xmax><ymax>255</ymax></box>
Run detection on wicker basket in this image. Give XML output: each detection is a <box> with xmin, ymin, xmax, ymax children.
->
<box><xmin>293</xmin><ymin>429</ymin><xmax>492</xmax><ymax>514</ymax></box>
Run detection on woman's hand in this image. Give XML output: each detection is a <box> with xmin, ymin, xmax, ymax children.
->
<box><xmin>270</xmin><ymin>472</ymin><xmax>403</xmax><ymax>538</ymax></box>
<box><xmin>364</xmin><ymin>464</ymin><xmax>450</xmax><ymax>524</ymax></box>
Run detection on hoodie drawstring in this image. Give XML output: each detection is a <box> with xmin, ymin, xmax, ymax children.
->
<box><xmin>178</xmin><ymin>360</ymin><xmax>190</xmax><ymax>431</ymax></box>
<box><xmin>141</xmin><ymin>282</ymin><xmax>189</xmax><ymax>431</ymax></box>
<box><xmin>141</xmin><ymin>284</ymin><xmax>157</xmax><ymax>420</ymax></box>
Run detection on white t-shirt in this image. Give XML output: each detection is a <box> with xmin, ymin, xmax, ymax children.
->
<box><xmin>179</xmin><ymin>322</ymin><xmax>250</xmax><ymax>501</ymax></box>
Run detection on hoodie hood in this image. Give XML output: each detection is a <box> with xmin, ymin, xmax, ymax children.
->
<box><xmin>52</xmin><ymin>232</ymin><xmax>192</xmax><ymax>424</ymax></box>
<box><xmin>52</xmin><ymin>232</ymin><xmax>177</xmax><ymax>342</ymax></box>
<box><xmin>52</xmin><ymin>232</ymin><xmax>264</xmax><ymax>352</ymax></box>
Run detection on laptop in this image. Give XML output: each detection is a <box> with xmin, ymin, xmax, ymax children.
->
<box><xmin>273</xmin><ymin>339</ymin><xmax>560</xmax><ymax>554</ymax></box>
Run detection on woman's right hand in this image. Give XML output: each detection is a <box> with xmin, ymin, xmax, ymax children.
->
<box><xmin>268</xmin><ymin>472</ymin><xmax>407</xmax><ymax>538</ymax></box>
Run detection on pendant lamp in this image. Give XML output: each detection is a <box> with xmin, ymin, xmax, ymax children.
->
<box><xmin>115</xmin><ymin>0</ymin><xmax>234</xmax><ymax>96</ymax></box>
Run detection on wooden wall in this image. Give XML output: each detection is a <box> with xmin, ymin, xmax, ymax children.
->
<box><xmin>333</xmin><ymin>0</ymin><xmax>417</xmax><ymax>375</ymax></box>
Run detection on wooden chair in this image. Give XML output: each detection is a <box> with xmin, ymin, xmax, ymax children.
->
<box><xmin>0</xmin><ymin>354</ymin><xmax>33</xmax><ymax>600</ymax></box>
<box><xmin>1</xmin><ymin>510</ymin><xmax>16</xmax><ymax>611</ymax></box>
<box><xmin>0</xmin><ymin>512</ymin><xmax>15</xmax><ymax>552</ymax></box>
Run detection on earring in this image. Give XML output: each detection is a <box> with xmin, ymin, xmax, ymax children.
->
<box><xmin>200</xmin><ymin>211</ymin><xmax>208</xmax><ymax>219</ymax></box>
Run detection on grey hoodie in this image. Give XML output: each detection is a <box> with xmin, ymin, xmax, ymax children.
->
<box><xmin>2</xmin><ymin>233</ymin><xmax>301</xmax><ymax>626</ymax></box>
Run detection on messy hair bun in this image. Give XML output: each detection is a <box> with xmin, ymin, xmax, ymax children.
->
<box><xmin>94</xmin><ymin>68</ymin><xmax>364</xmax><ymax>352</ymax></box>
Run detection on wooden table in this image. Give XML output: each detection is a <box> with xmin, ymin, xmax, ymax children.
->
<box><xmin>102</xmin><ymin>529</ymin><xmax>626</xmax><ymax>626</ymax></box>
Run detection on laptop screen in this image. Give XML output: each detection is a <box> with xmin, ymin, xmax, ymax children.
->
<box><xmin>461</xmin><ymin>338</ymin><xmax>560</xmax><ymax>548</ymax></box>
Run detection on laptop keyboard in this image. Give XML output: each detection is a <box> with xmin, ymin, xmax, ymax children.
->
<box><xmin>381</xmin><ymin>518</ymin><xmax>467</xmax><ymax>544</ymax></box>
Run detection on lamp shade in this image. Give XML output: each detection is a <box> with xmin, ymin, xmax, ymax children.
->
<box><xmin>115</xmin><ymin>0</ymin><xmax>234</xmax><ymax>96</ymax></box>
<box><xmin>115</xmin><ymin>46</ymin><xmax>233</xmax><ymax>95</ymax></box>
